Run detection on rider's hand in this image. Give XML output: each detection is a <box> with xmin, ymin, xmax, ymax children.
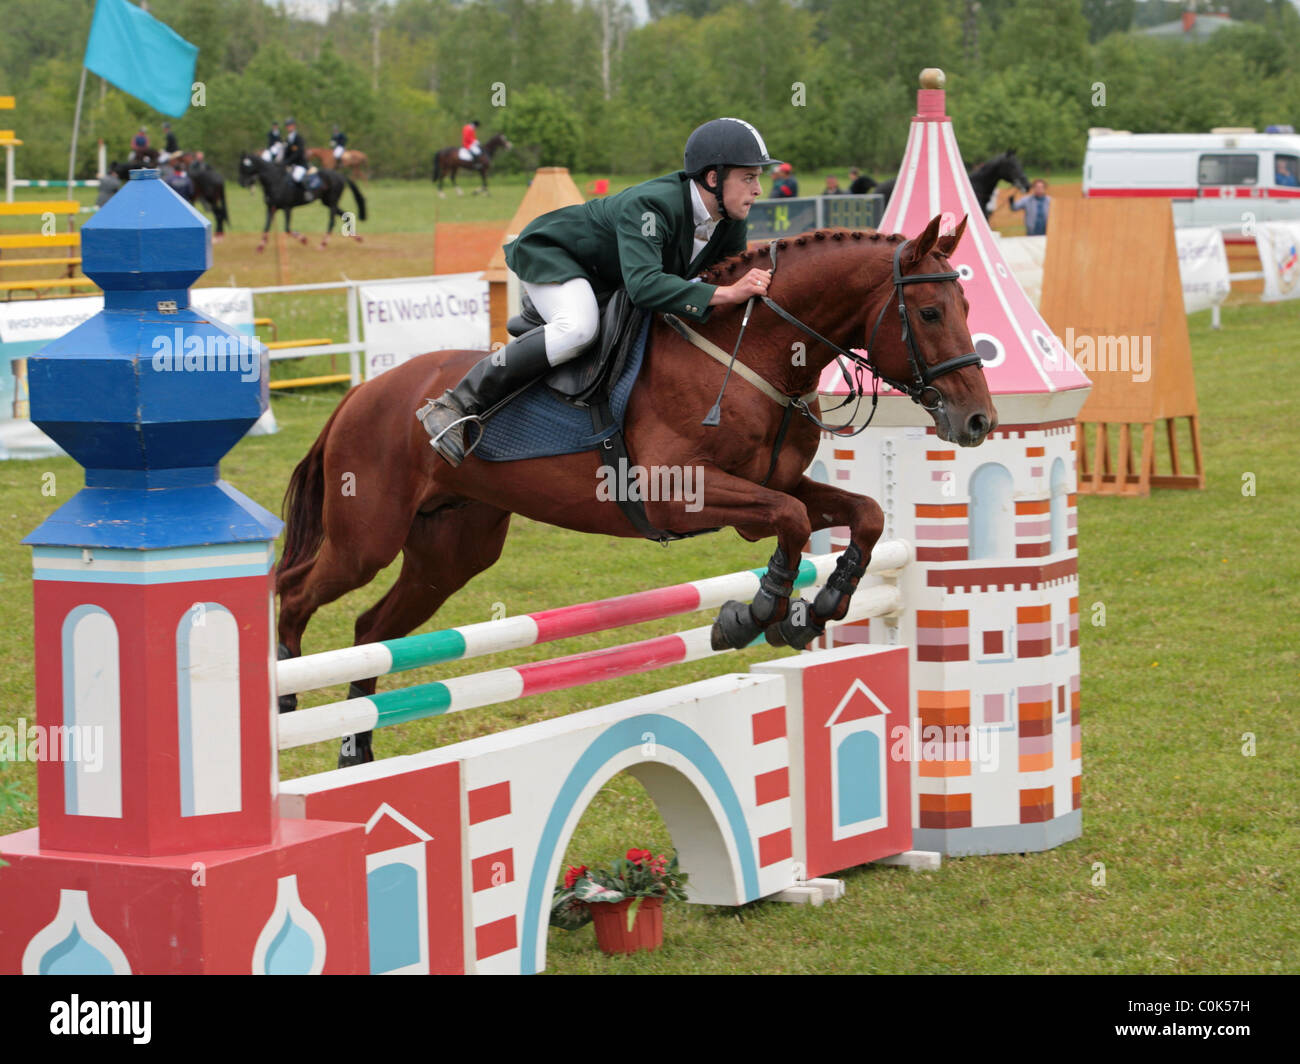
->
<box><xmin>712</xmin><ymin>267</ymin><xmax>771</xmax><ymax>305</ymax></box>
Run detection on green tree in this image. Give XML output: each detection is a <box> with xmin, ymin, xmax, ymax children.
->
<box><xmin>498</xmin><ymin>84</ymin><xmax>582</xmax><ymax>169</ymax></box>
<box><xmin>1080</xmin><ymin>0</ymin><xmax>1136</xmax><ymax>42</ymax></box>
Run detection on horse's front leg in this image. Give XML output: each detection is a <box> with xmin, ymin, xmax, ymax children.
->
<box><xmin>768</xmin><ymin>476</ymin><xmax>885</xmax><ymax>650</ymax></box>
<box><xmin>634</xmin><ymin>464</ymin><xmax>811</xmax><ymax>651</ymax></box>
<box><xmin>257</xmin><ymin>206</ymin><xmax>275</xmax><ymax>253</ymax></box>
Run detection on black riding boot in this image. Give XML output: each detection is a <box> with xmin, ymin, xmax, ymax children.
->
<box><xmin>418</xmin><ymin>327</ymin><xmax>551</xmax><ymax>467</ymax></box>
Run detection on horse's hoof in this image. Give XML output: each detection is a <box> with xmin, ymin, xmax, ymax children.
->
<box><xmin>338</xmin><ymin>734</ymin><xmax>373</xmax><ymax>768</ymax></box>
<box><xmin>319</xmin><ymin>240</ymin><xmax>328</xmax><ymax>250</ymax></box>
<box><xmin>710</xmin><ymin>599</ymin><xmax>762</xmax><ymax>651</ymax></box>
<box><xmin>297</xmin><ymin>234</ymin><xmax>309</xmax><ymax>246</ymax></box>
<box><xmin>255</xmin><ymin>243</ymin><xmax>266</xmax><ymax>254</ymax></box>
<box><xmin>770</xmin><ymin>598</ymin><xmax>824</xmax><ymax>651</ymax></box>
<box><xmin>278</xmin><ymin>692</ymin><xmax>298</xmax><ymax>714</ymax></box>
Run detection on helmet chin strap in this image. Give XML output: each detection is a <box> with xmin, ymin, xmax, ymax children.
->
<box><xmin>703</xmin><ymin>168</ymin><xmax>729</xmax><ymax>221</ymax></box>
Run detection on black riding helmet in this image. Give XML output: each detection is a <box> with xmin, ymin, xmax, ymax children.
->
<box><xmin>683</xmin><ymin>118</ymin><xmax>781</xmax><ymax>219</ymax></box>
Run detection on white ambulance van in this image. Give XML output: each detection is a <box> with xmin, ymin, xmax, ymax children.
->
<box><xmin>1083</xmin><ymin>130</ymin><xmax>1300</xmax><ymax>235</ymax></box>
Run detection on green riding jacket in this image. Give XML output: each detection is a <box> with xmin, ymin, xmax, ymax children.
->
<box><xmin>503</xmin><ymin>171</ymin><xmax>748</xmax><ymax>323</ymax></box>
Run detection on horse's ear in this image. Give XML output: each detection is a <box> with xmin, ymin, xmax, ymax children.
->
<box><xmin>902</xmin><ymin>215</ymin><xmax>943</xmax><ymax>271</ymax></box>
<box><xmin>936</xmin><ymin>215</ymin><xmax>968</xmax><ymax>257</ymax></box>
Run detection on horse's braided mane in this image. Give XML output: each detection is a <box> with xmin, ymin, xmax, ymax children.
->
<box><xmin>698</xmin><ymin>228</ymin><xmax>907</xmax><ymax>284</ymax></box>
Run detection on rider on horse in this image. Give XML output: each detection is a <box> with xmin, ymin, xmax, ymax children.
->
<box><xmin>265</xmin><ymin>121</ymin><xmax>283</xmax><ymax>163</ymax></box>
<box><xmin>421</xmin><ymin>117</ymin><xmax>781</xmax><ymax>466</ymax></box>
<box><xmin>461</xmin><ymin>119</ymin><xmax>482</xmax><ymax>165</ymax></box>
<box><xmin>283</xmin><ymin>117</ymin><xmax>320</xmax><ymax>195</ymax></box>
<box><xmin>332</xmin><ymin>124</ymin><xmax>347</xmax><ymax>162</ymax></box>
<box><xmin>160</xmin><ymin>122</ymin><xmax>178</xmax><ymax>164</ymax></box>
<box><xmin>129</xmin><ymin>127</ymin><xmax>149</xmax><ymax>163</ymax></box>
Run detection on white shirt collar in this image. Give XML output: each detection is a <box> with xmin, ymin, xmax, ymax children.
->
<box><xmin>689</xmin><ymin>180</ymin><xmax>718</xmax><ymax>236</ymax></box>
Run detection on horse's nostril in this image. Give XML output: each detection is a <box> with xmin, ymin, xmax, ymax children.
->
<box><xmin>967</xmin><ymin>413</ymin><xmax>989</xmax><ymax>438</ymax></box>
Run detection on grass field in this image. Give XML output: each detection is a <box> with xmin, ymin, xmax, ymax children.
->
<box><xmin>0</xmin><ymin>178</ymin><xmax>1296</xmax><ymax>974</ymax></box>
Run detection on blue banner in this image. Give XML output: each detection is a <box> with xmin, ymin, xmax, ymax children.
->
<box><xmin>83</xmin><ymin>0</ymin><xmax>198</xmax><ymax>118</ymax></box>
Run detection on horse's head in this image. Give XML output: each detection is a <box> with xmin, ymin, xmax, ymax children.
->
<box><xmin>1001</xmin><ymin>149</ymin><xmax>1030</xmax><ymax>193</ymax></box>
<box><xmin>487</xmin><ymin>133</ymin><xmax>512</xmax><ymax>154</ymax></box>
<box><xmin>866</xmin><ymin>214</ymin><xmax>997</xmax><ymax>447</ymax></box>
<box><xmin>237</xmin><ymin>153</ymin><xmax>259</xmax><ymax>188</ymax></box>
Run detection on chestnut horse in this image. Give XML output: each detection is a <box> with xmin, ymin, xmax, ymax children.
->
<box><xmin>307</xmin><ymin>147</ymin><xmax>370</xmax><ymax>180</ymax></box>
<box><xmin>276</xmin><ymin>215</ymin><xmax>997</xmax><ymax>765</ymax></box>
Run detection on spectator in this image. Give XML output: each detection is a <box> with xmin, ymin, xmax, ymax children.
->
<box><xmin>1275</xmin><ymin>157</ymin><xmax>1299</xmax><ymax>187</ymax></box>
<box><xmin>823</xmin><ymin>175</ymin><xmax>844</xmax><ymax>194</ymax></box>
<box><xmin>848</xmin><ymin>167</ymin><xmax>876</xmax><ymax>194</ymax></box>
<box><xmin>772</xmin><ymin>161</ymin><xmax>798</xmax><ymax>198</ymax></box>
<box><xmin>1009</xmin><ymin>178</ymin><xmax>1051</xmax><ymax>236</ymax></box>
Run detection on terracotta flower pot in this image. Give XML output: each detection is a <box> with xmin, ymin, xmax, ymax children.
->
<box><xmin>589</xmin><ymin>896</ymin><xmax>663</xmax><ymax>956</ymax></box>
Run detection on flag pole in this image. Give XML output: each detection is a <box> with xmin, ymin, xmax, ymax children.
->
<box><xmin>68</xmin><ymin>66</ymin><xmax>88</xmax><ymax>188</ymax></box>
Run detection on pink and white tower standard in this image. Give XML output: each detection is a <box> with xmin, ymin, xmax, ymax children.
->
<box><xmin>813</xmin><ymin>69</ymin><xmax>1093</xmax><ymax>855</ymax></box>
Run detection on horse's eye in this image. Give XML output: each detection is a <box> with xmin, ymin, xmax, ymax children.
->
<box><xmin>920</xmin><ymin>307</ymin><xmax>941</xmax><ymax>323</ymax></box>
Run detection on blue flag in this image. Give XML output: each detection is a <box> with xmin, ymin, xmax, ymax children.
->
<box><xmin>83</xmin><ymin>0</ymin><xmax>198</xmax><ymax>118</ymax></box>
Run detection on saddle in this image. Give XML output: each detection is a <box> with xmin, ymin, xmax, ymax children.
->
<box><xmin>506</xmin><ymin>289</ymin><xmax>644</xmax><ymax>406</ymax></box>
<box><xmin>495</xmin><ymin>290</ymin><xmax>712</xmax><ymax>544</ymax></box>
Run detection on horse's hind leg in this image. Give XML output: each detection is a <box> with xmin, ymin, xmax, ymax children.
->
<box><xmin>339</xmin><ymin>500</ymin><xmax>512</xmax><ymax>768</ymax></box>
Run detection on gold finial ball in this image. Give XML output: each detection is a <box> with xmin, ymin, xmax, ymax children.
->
<box><xmin>920</xmin><ymin>68</ymin><xmax>946</xmax><ymax>89</ymax></box>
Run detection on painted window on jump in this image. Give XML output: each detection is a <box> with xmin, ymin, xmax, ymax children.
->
<box><xmin>836</xmin><ymin>729</ymin><xmax>883</xmax><ymax>826</ymax></box>
<box><xmin>368</xmin><ymin>862</ymin><xmax>422</xmax><ymax>974</ymax></box>
<box><xmin>176</xmin><ymin>604</ymin><xmax>242</xmax><ymax>817</ymax></box>
<box><xmin>968</xmin><ymin>462</ymin><xmax>1014</xmax><ymax>560</ymax></box>
<box><xmin>1050</xmin><ymin>457</ymin><xmax>1068</xmax><ymax>554</ymax></box>
<box><xmin>61</xmin><ymin>605</ymin><xmax>122</xmax><ymax>818</ymax></box>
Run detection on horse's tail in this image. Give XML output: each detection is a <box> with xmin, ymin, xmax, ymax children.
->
<box><xmin>217</xmin><ymin>179</ymin><xmax>230</xmax><ymax>227</ymax></box>
<box><xmin>432</xmin><ymin>151</ymin><xmax>441</xmax><ymax>183</ymax></box>
<box><xmin>347</xmin><ymin>177</ymin><xmax>368</xmax><ymax>222</ymax></box>
<box><xmin>278</xmin><ymin>387</ymin><xmax>359</xmax><ymax>577</ymax></box>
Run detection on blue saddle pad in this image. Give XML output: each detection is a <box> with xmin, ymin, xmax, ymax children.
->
<box><xmin>474</xmin><ymin>316</ymin><xmax>650</xmax><ymax>462</ymax></box>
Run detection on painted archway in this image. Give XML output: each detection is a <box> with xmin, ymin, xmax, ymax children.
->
<box><xmin>520</xmin><ymin>714</ymin><xmax>760</xmax><ymax>974</ymax></box>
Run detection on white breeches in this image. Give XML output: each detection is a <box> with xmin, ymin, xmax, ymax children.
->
<box><xmin>333</xmin><ymin>145</ymin><xmax>344</xmax><ymax>160</ymax></box>
<box><xmin>521</xmin><ymin>277</ymin><xmax>600</xmax><ymax>366</ymax></box>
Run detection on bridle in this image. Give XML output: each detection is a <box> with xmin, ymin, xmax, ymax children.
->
<box><xmin>754</xmin><ymin>237</ymin><xmax>983</xmax><ymax>434</ymax></box>
<box><xmin>671</xmin><ymin>235</ymin><xmax>985</xmax><ymax>485</ymax></box>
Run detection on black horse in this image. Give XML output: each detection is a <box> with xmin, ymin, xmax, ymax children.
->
<box><xmin>431</xmin><ymin>132</ymin><xmax>511</xmax><ymax>197</ymax></box>
<box><xmin>874</xmin><ymin>149</ymin><xmax>1030</xmax><ymax>219</ymax></box>
<box><xmin>176</xmin><ymin>152</ymin><xmax>231</xmax><ymax>238</ymax></box>
<box><xmin>238</xmin><ymin>153</ymin><xmax>368</xmax><ymax>250</ymax></box>
<box><xmin>100</xmin><ymin>159</ymin><xmax>231</xmax><ymax>237</ymax></box>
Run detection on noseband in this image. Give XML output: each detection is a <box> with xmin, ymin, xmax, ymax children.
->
<box><xmin>862</xmin><ymin>240</ymin><xmax>984</xmax><ymax>410</ymax></box>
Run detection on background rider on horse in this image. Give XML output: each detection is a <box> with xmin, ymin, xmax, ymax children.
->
<box><xmin>461</xmin><ymin>119</ymin><xmax>482</xmax><ymax>165</ymax></box>
<box><xmin>129</xmin><ymin>127</ymin><xmax>149</xmax><ymax>163</ymax></box>
<box><xmin>282</xmin><ymin>117</ymin><xmax>321</xmax><ymax>196</ymax></box>
<box><xmin>332</xmin><ymin>124</ymin><xmax>348</xmax><ymax>162</ymax></box>
<box><xmin>265</xmin><ymin>121</ymin><xmax>283</xmax><ymax>162</ymax></box>
<box><xmin>421</xmin><ymin>117</ymin><xmax>780</xmax><ymax>466</ymax></box>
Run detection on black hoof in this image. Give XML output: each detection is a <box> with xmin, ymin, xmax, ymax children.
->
<box><xmin>710</xmin><ymin>599</ymin><xmax>763</xmax><ymax>651</ymax></box>
<box><xmin>772</xmin><ymin>598</ymin><xmax>824</xmax><ymax>651</ymax></box>
<box><xmin>277</xmin><ymin>643</ymin><xmax>297</xmax><ymax>713</ymax></box>
<box><xmin>338</xmin><ymin>731</ymin><xmax>373</xmax><ymax>768</ymax></box>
